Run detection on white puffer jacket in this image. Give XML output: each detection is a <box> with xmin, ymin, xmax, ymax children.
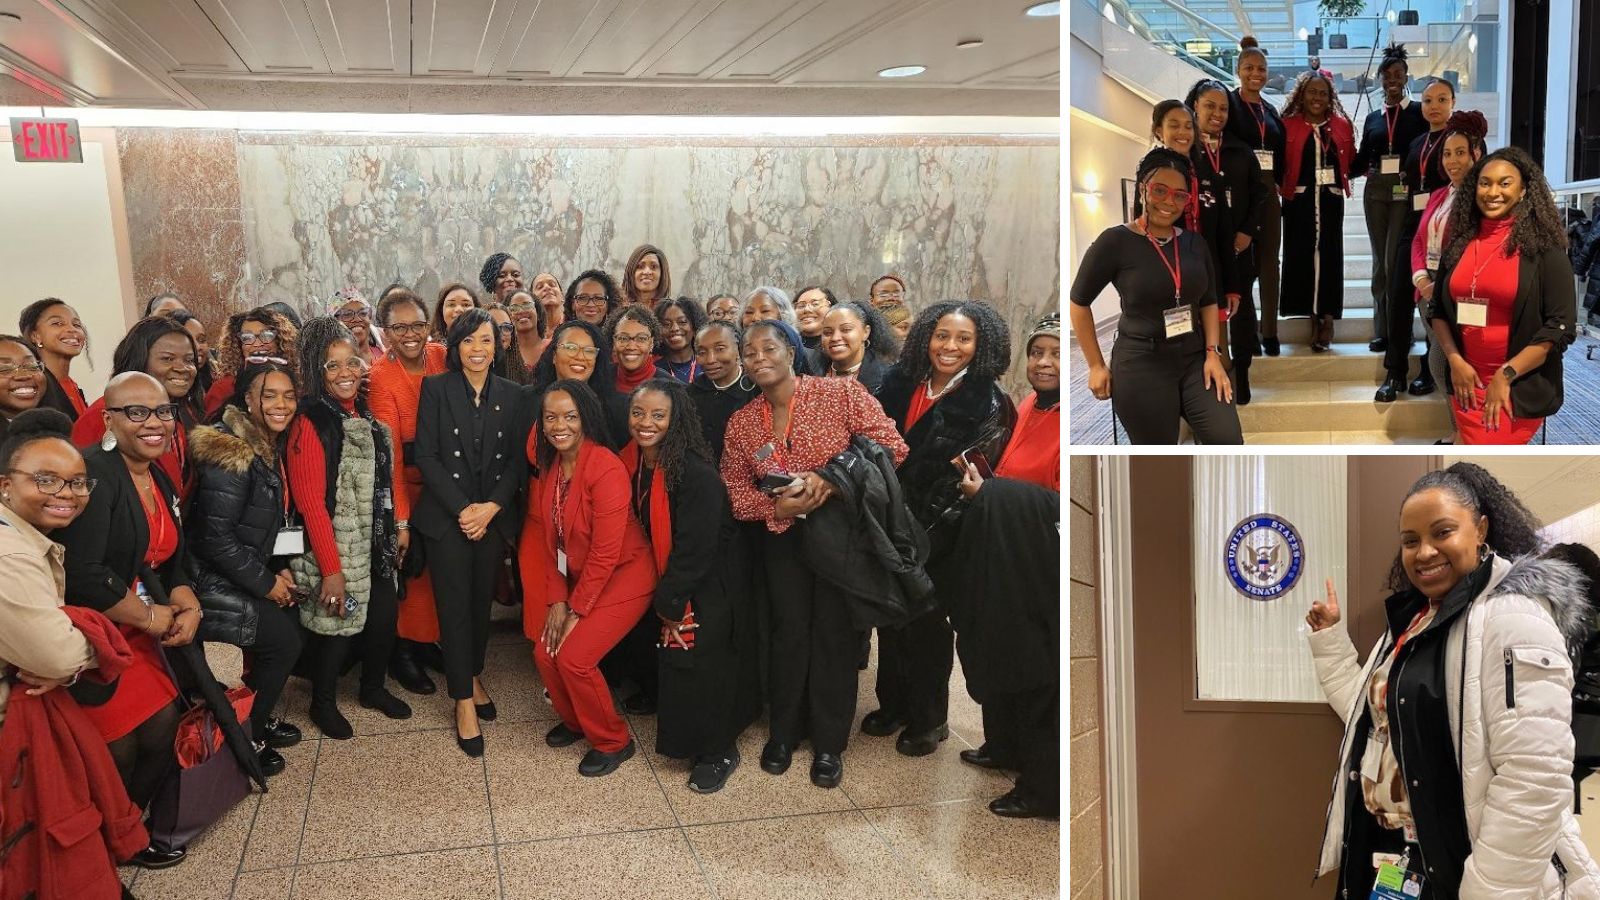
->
<box><xmin>1310</xmin><ymin>554</ymin><xmax>1600</xmax><ymax>900</ymax></box>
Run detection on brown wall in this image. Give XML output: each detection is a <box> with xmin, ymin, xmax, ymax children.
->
<box><xmin>1068</xmin><ymin>456</ymin><xmax>1105</xmax><ymax>899</ymax></box>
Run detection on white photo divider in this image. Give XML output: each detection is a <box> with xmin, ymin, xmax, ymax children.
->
<box><xmin>1191</xmin><ymin>456</ymin><xmax>1348</xmax><ymax>703</ymax></box>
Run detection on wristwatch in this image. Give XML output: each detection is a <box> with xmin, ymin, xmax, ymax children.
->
<box><xmin>1501</xmin><ymin>364</ymin><xmax>1518</xmax><ymax>382</ymax></box>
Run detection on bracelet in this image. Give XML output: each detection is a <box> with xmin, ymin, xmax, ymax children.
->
<box><xmin>395</xmin><ymin>519</ymin><xmax>409</xmax><ymax>531</ymax></box>
<box><xmin>145</xmin><ymin>605</ymin><xmax>156</xmax><ymax>631</ymax></box>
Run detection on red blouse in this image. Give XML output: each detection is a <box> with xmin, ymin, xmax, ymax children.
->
<box><xmin>58</xmin><ymin>373</ymin><xmax>88</xmax><ymax>418</ymax></box>
<box><xmin>995</xmin><ymin>393</ymin><xmax>1060</xmax><ymax>491</ymax></box>
<box><xmin>720</xmin><ymin>376</ymin><xmax>908</xmax><ymax>533</ymax></box>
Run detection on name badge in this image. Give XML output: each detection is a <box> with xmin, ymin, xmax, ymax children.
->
<box><xmin>272</xmin><ymin>527</ymin><xmax>306</xmax><ymax>557</ymax></box>
<box><xmin>1316</xmin><ymin>166</ymin><xmax>1336</xmax><ymax>186</ymax></box>
<box><xmin>1380</xmin><ymin>154</ymin><xmax>1401</xmax><ymax>175</ymax></box>
<box><xmin>1458</xmin><ymin>296</ymin><xmax>1489</xmax><ymax>327</ymax></box>
<box><xmin>1370</xmin><ymin>861</ymin><xmax>1425</xmax><ymax>899</ymax></box>
<box><xmin>1391</xmin><ymin>184</ymin><xmax>1409</xmax><ymax>202</ymax></box>
<box><xmin>1425</xmin><ymin>251</ymin><xmax>1441</xmax><ymax>270</ymax></box>
<box><xmin>1412</xmin><ymin>192</ymin><xmax>1430</xmax><ymax>212</ymax></box>
<box><xmin>1254</xmin><ymin>149</ymin><xmax>1274</xmax><ymax>172</ymax></box>
<box><xmin>557</xmin><ymin>549</ymin><xmax>568</xmax><ymax>576</ymax></box>
<box><xmin>1163</xmin><ymin>305</ymin><xmax>1193</xmax><ymax>339</ymax></box>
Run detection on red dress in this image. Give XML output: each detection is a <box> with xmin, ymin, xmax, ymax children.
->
<box><xmin>80</xmin><ymin>480</ymin><xmax>180</xmax><ymax>743</ymax></box>
<box><xmin>369</xmin><ymin>344</ymin><xmax>448</xmax><ymax>642</ymax></box>
<box><xmin>1448</xmin><ymin>216</ymin><xmax>1542</xmax><ymax>445</ymax></box>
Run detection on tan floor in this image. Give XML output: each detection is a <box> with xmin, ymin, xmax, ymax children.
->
<box><xmin>120</xmin><ymin>605</ymin><xmax>1060</xmax><ymax>900</ymax></box>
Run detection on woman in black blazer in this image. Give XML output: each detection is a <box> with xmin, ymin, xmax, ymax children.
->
<box><xmin>866</xmin><ymin>301</ymin><xmax>1015</xmax><ymax>759</ymax></box>
<box><xmin>414</xmin><ymin>309</ymin><xmax>529</xmax><ymax>756</ymax></box>
<box><xmin>54</xmin><ymin>371</ymin><xmax>202</xmax><ymax>869</ymax></box>
<box><xmin>621</xmin><ymin>378</ymin><xmax>759</xmax><ymax>794</ymax></box>
<box><xmin>803</xmin><ymin>302</ymin><xmax>899</xmax><ymax>395</ymax></box>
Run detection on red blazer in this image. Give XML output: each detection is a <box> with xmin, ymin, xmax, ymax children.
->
<box><xmin>521</xmin><ymin>439</ymin><xmax>656</xmax><ymax>625</ymax></box>
<box><xmin>1280</xmin><ymin>113</ymin><xmax>1356</xmax><ymax>201</ymax></box>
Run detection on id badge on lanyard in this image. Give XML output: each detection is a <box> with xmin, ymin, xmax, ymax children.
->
<box><xmin>1458</xmin><ymin>296</ymin><xmax>1489</xmax><ymax>327</ymax></box>
<box><xmin>1254</xmin><ymin>149</ymin><xmax>1274</xmax><ymax>172</ymax></box>
<box><xmin>1391</xmin><ymin>184</ymin><xmax>1410</xmax><ymax>203</ymax></box>
<box><xmin>1413</xmin><ymin>192</ymin><xmax>1430</xmax><ymax>212</ymax></box>
<box><xmin>556</xmin><ymin>549</ymin><xmax>568</xmax><ymax>576</ymax></box>
<box><xmin>1317</xmin><ymin>166</ymin><xmax>1337</xmax><ymax>187</ymax></box>
<box><xmin>1380</xmin><ymin>154</ymin><xmax>1401</xmax><ymax>175</ymax></box>
<box><xmin>1370</xmin><ymin>848</ymin><xmax>1425</xmax><ymax>899</ymax></box>
<box><xmin>1164</xmin><ymin>304</ymin><xmax>1193</xmax><ymax>339</ymax></box>
<box><xmin>273</xmin><ymin>526</ymin><xmax>305</xmax><ymax>556</ymax></box>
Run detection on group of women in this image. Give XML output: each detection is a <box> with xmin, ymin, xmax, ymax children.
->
<box><xmin>1070</xmin><ymin>38</ymin><xmax>1579</xmax><ymax>446</ymax></box>
<box><xmin>0</xmin><ymin>250</ymin><xmax>1061</xmax><ymax>898</ymax></box>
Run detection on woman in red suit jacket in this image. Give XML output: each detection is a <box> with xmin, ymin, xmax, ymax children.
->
<box><xmin>519</xmin><ymin>378</ymin><xmax>656</xmax><ymax>777</ymax></box>
<box><xmin>1278</xmin><ymin>72</ymin><xmax>1357</xmax><ymax>352</ymax></box>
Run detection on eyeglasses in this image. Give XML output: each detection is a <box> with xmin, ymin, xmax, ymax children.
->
<box><xmin>613</xmin><ymin>334</ymin><xmax>653</xmax><ymax>347</ymax></box>
<box><xmin>1145</xmin><ymin>183</ymin><xmax>1193</xmax><ymax>205</ymax></box>
<box><xmin>0</xmin><ymin>361</ymin><xmax>44</xmax><ymax>377</ymax></box>
<box><xmin>334</xmin><ymin>309</ymin><xmax>370</xmax><ymax>323</ymax></box>
<box><xmin>794</xmin><ymin>298</ymin><xmax>830</xmax><ymax>311</ymax></box>
<box><xmin>556</xmin><ymin>342</ymin><xmax>601</xmax><ymax>359</ymax></box>
<box><xmin>871</xmin><ymin>287</ymin><xmax>904</xmax><ymax>299</ymax></box>
<box><xmin>107</xmin><ymin>403</ymin><xmax>180</xmax><ymax>423</ymax></box>
<box><xmin>507</xmin><ymin>302</ymin><xmax>537</xmax><ymax>314</ymax></box>
<box><xmin>322</xmin><ymin>358</ymin><xmax>367</xmax><ymax>374</ymax></box>
<box><xmin>239</xmin><ymin>331</ymin><xmax>278</xmax><ymax>346</ymax></box>
<box><xmin>497</xmin><ymin>324</ymin><xmax>515</xmax><ymax>335</ymax></box>
<box><xmin>384</xmin><ymin>322</ymin><xmax>428</xmax><ymax>338</ymax></box>
<box><xmin>572</xmin><ymin>294</ymin><xmax>608</xmax><ymax>307</ymax></box>
<box><xmin>4</xmin><ymin>470</ymin><xmax>96</xmax><ymax>497</ymax></box>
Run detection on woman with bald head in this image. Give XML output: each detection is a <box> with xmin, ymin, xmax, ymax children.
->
<box><xmin>54</xmin><ymin>371</ymin><xmax>203</xmax><ymax>869</ymax></box>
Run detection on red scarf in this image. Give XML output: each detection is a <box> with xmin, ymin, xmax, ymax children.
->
<box><xmin>615</xmin><ymin>354</ymin><xmax>660</xmax><ymax>395</ymax></box>
<box><xmin>619</xmin><ymin>441</ymin><xmax>694</xmax><ymax>645</ymax></box>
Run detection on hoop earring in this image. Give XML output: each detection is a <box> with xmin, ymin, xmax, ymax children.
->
<box><xmin>1478</xmin><ymin>543</ymin><xmax>1492</xmax><ymax>564</ymax></box>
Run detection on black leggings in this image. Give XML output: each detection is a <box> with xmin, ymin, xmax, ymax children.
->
<box><xmin>106</xmin><ymin>699</ymin><xmax>182</xmax><ymax>810</ymax></box>
<box><xmin>240</xmin><ymin>600</ymin><xmax>303</xmax><ymax>735</ymax></box>
<box><xmin>1110</xmin><ymin>338</ymin><xmax>1244</xmax><ymax>445</ymax></box>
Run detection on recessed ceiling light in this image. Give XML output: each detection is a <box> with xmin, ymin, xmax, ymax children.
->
<box><xmin>956</xmin><ymin>38</ymin><xmax>984</xmax><ymax>49</ymax></box>
<box><xmin>1024</xmin><ymin>2</ymin><xmax>1060</xmax><ymax>16</ymax></box>
<box><xmin>878</xmin><ymin>65</ymin><xmax>927</xmax><ymax>78</ymax></box>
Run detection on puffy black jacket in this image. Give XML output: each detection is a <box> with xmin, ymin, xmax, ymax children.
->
<box><xmin>1574</xmin><ymin>220</ymin><xmax>1600</xmax><ymax>322</ymax></box>
<box><xmin>186</xmin><ymin>405</ymin><xmax>289</xmax><ymax>646</ymax></box>
<box><xmin>875</xmin><ymin>365</ymin><xmax>1015</xmax><ymax>554</ymax></box>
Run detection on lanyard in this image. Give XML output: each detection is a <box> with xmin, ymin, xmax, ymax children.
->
<box><xmin>1200</xmin><ymin>137</ymin><xmax>1224</xmax><ymax>178</ymax></box>
<box><xmin>552</xmin><ymin>473</ymin><xmax>570</xmax><ymax>549</ymax></box>
<box><xmin>1467</xmin><ymin>231</ymin><xmax>1513</xmax><ymax>298</ymax></box>
<box><xmin>1142</xmin><ymin>224</ymin><xmax>1183</xmax><ymax>303</ymax></box>
<box><xmin>1384</xmin><ymin>104</ymin><xmax>1400</xmax><ymax>154</ymax></box>
<box><xmin>276</xmin><ymin>457</ymin><xmax>292</xmax><ymax>521</ymax></box>
<box><xmin>1418</xmin><ymin>131</ymin><xmax>1445</xmax><ymax>189</ymax></box>
<box><xmin>1245</xmin><ymin>96</ymin><xmax>1268</xmax><ymax>147</ymax></box>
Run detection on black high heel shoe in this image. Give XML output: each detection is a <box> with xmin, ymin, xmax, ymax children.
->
<box><xmin>455</xmin><ymin>707</ymin><xmax>484</xmax><ymax>758</ymax></box>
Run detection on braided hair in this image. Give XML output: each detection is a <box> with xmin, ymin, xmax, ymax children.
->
<box><xmin>628</xmin><ymin>378</ymin><xmax>711</xmax><ymax>490</ymax></box>
<box><xmin>218</xmin><ymin>307</ymin><xmax>299</xmax><ymax>378</ymax></box>
<box><xmin>295</xmin><ymin>316</ymin><xmax>361</xmax><ymax>409</ymax></box>
<box><xmin>1385</xmin><ymin>462</ymin><xmax>1543</xmax><ymax>591</ymax></box>
<box><xmin>895</xmin><ymin>300</ymin><xmax>1012</xmax><ymax>385</ymax></box>
<box><xmin>479</xmin><ymin>252</ymin><xmax>519</xmax><ymax>295</ymax></box>
<box><xmin>1377</xmin><ymin>43</ymin><xmax>1409</xmax><ymax>78</ymax></box>
<box><xmin>532</xmin><ymin>379</ymin><xmax>612</xmax><ymax>471</ymax></box>
<box><xmin>1441</xmin><ymin>146</ymin><xmax>1568</xmax><ymax>271</ymax></box>
<box><xmin>1137</xmin><ymin>147</ymin><xmax>1193</xmax><ymax>184</ymax></box>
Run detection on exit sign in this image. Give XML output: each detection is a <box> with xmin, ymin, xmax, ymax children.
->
<box><xmin>9</xmin><ymin>117</ymin><xmax>82</xmax><ymax>163</ymax></box>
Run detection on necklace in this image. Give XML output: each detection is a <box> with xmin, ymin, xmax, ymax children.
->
<box><xmin>832</xmin><ymin>360</ymin><xmax>863</xmax><ymax>377</ymax></box>
<box><xmin>924</xmin><ymin>369</ymin><xmax>967</xmax><ymax>400</ymax></box>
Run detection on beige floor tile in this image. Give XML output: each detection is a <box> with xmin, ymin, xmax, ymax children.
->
<box><xmin>865</xmin><ymin>800</ymin><xmax>1061</xmax><ymax>900</ymax></box>
<box><xmin>686</xmin><ymin>810</ymin><xmax>925</xmax><ymax>900</ymax></box>
<box><xmin>632</xmin><ymin>716</ymin><xmax>858</xmax><ymax>825</ymax></box>
<box><xmin>484</xmin><ymin>720</ymin><xmax>676</xmax><ymax>843</ymax></box>
<box><xmin>230</xmin><ymin>866</ymin><xmax>293</xmax><ymax>900</ymax></box>
<box><xmin>289</xmin><ymin>846</ymin><xmax>500</xmax><ymax>900</ymax></box>
<box><xmin>129</xmin><ymin>789</ymin><xmax>260</xmax><ymax>900</ymax></box>
<box><xmin>499</xmin><ymin>829</ymin><xmax>715</xmax><ymax>899</ymax></box>
<box><xmin>474</xmin><ymin>639</ymin><xmax>558</xmax><ymax>725</ymax></box>
<box><xmin>299</xmin><ymin>730</ymin><xmax>494</xmax><ymax>864</ymax></box>
<box><xmin>837</xmin><ymin>721</ymin><xmax>1013</xmax><ymax>810</ymax></box>
<box><xmin>241</xmin><ymin>740</ymin><xmax>316</xmax><ymax>870</ymax></box>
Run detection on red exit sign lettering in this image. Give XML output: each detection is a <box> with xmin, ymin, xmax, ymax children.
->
<box><xmin>9</xmin><ymin>118</ymin><xmax>83</xmax><ymax>163</ymax></box>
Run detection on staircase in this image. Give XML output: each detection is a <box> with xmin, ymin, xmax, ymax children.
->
<box><xmin>1237</xmin><ymin>177</ymin><xmax>1451</xmax><ymax>444</ymax></box>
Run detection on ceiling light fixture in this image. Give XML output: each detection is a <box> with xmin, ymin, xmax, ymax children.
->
<box><xmin>1024</xmin><ymin>2</ymin><xmax>1060</xmax><ymax>16</ymax></box>
<box><xmin>877</xmin><ymin>65</ymin><xmax>927</xmax><ymax>78</ymax></box>
<box><xmin>956</xmin><ymin>38</ymin><xmax>984</xmax><ymax>49</ymax></box>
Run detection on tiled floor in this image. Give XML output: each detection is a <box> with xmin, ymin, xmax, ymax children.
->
<box><xmin>122</xmin><ymin>605</ymin><xmax>1060</xmax><ymax>900</ymax></box>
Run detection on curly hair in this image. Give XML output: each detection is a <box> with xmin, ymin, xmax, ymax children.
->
<box><xmin>653</xmin><ymin>297</ymin><xmax>706</xmax><ymax>354</ymax></box>
<box><xmin>1440</xmin><ymin>147</ymin><xmax>1568</xmax><ymax>270</ymax></box>
<box><xmin>111</xmin><ymin>315</ymin><xmax>204</xmax><ymax>412</ymax></box>
<box><xmin>1441</xmin><ymin>109</ymin><xmax>1488</xmax><ymax>158</ymax></box>
<box><xmin>565</xmin><ymin>269</ymin><xmax>620</xmax><ymax>323</ymax></box>
<box><xmin>1385</xmin><ymin>462</ymin><xmax>1544</xmax><ymax>592</ymax></box>
<box><xmin>478</xmin><ymin>252</ymin><xmax>520</xmax><ymax>296</ymax></box>
<box><xmin>432</xmin><ymin>283</ymin><xmax>481</xmax><ymax>339</ymax></box>
<box><xmin>623</xmin><ymin>244</ymin><xmax>671</xmax><ymax>306</ymax></box>
<box><xmin>825</xmin><ymin>301</ymin><xmax>901</xmax><ymax>363</ymax></box>
<box><xmin>218</xmin><ymin>307</ymin><xmax>299</xmax><ymax>378</ymax></box>
<box><xmin>895</xmin><ymin>300</ymin><xmax>1012</xmax><ymax>384</ymax></box>
<box><xmin>295</xmin><ymin>316</ymin><xmax>360</xmax><ymax>409</ymax></box>
<box><xmin>603</xmin><ymin>304</ymin><xmax>662</xmax><ymax>348</ymax></box>
<box><xmin>1280</xmin><ymin>71</ymin><xmax>1349</xmax><ymax>123</ymax></box>
<box><xmin>529</xmin><ymin>319</ymin><xmax>619</xmax><ymax>403</ymax></box>
<box><xmin>532</xmin><ymin>378</ymin><xmax>613</xmax><ymax>471</ymax></box>
<box><xmin>627</xmin><ymin>379</ymin><xmax>711</xmax><ymax>489</ymax></box>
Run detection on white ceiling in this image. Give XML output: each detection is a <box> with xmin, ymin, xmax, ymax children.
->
<box><xmin>0</xmin><ymin>0</ymin><xmax>1060</xmax><ymax>115</ymax></box>
<box><xmin>1447</xmin><ymin>456</ymin><xmax>1600</xmax><ymax>531</ymax></box>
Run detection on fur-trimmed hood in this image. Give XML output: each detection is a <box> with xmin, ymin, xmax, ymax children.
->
<box><xmin>189</xmin><ymin>405</ymin><xmax>278</xmax><ymax>474</ymax></box>
<box><xmin>1491</xmin><ymin>553</ymin><xmax>1597</xmax><ymax>660</ymax></box>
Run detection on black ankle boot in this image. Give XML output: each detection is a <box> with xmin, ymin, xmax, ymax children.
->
<box><xmin>1233</xmin><ymin>364</ymin><xmax>1251</xmax><ymax>406</ymax></box>
<box><xmin>390</xmin><ymin>641</ymin><xmax>436</xmax><ymax>695</ymax></box>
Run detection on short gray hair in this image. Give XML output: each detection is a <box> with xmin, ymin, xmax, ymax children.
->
<box><xmin>739</xmin><ymin>286</ymin><xmax>796</xmax><ymax>327</ymax></box>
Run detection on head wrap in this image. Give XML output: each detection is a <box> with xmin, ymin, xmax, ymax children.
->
<box><xmin>1026</xmin><ymin>312</ymin><xmax>1061</xmax><ymax>352</ymax></box>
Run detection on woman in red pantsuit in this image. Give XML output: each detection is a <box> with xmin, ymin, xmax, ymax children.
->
<box><xmin>520</xmin><ymin>379</ymin><xmax>656</xmax><ymax>777</ymax></box>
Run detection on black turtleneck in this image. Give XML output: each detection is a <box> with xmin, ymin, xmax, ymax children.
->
<box><xmin>1034</xmin><ymin>389</ymin><xmax>1060</xmax><ymax>410</ymax></box>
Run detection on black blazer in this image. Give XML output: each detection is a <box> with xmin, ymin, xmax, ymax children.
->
<box><xmin>802</xmin><ymin>349</ymin><xmax>891</xmax><ymax>395</ymax></box>
<box><xmin>413</xmin><ymin>370</ymin><xmax>528</xmax><ymax>544</ymax></box>
<box><xmin>57</xmin><ymin>445</ymin><xmax>192</xmax><ymax>612</ymax></box>
<box><xmin>1431</xmin><ymin>244</ymin><xmax>1577</xmax><ymax>418</ymax></box>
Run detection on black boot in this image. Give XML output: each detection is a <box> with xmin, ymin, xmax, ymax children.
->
<box><xmin>390</xmin><ymin>640</ymin><xmax>436</xmax><ymax>695</ymax></box>
<box><xmin>1407</xmin><ymin>360</ymin><xmax>1436</xmax><ymax>396</ymax></box>
<box><xmin>1375</xmin><ymin>377</ymin><xmax>1404</xmax><ymax>403</ymax></box>
<box><xmin>1262</xmin><ymin>335</ymin><xmax>1280</xmax><ymax>357</ymax></box>
<box><xmin>309</xmin><ymin>635</ymin><xmax>353</xmax><ymax>740</ymax></box>
<box><xmin>1233</xmin><ymin>363</ymin><xmax>1251</xmax><ymax>406</ymax></box>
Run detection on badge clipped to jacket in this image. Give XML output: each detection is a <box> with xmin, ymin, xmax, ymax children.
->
<box><xmin>1369</xmin><ymin>848</ymin><xmax>1424</xmax><ymax>899</ymax></box>
<box><xmin>272</xmin><ymin>526</ymin><xmax>305</xmax><ymax>557</ymax></box>
<box><xmin>1380</xmin><ymin>154</ymin><xmax>1401</xmax><ymax>175</ymax></box>
<box><xmin>1255</xmin><ymin>149</ymin><xmax>1274</xmax><ymax>172</ymax></box>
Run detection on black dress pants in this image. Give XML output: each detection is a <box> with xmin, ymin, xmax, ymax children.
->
<box><xmin>984</xmin><ymin>686</ymin><xmax>1059</xmax><ymax>814</ymax></box>
<box><xmin>762</xmin><ymin>525</ymin><xmax>862</xmax><ymax>756</ymax></box>
<box><xmin>873</xmin><ymin>608</ymin><xmax>953</xmax><ymax>734</ymax></box>
<box><xmin>426</xmin><ymin>529</ymin><xmax>506</xmax><ymax>701</ymax></box>
<box><xmin>1110</xmin><ymin>338</ymin><xmax>1244</xmax><ymax>445</ymax></box>
<box><xmin>309</xmin><ymin>571</ymin><xmax>398</xmax><ymax>704</ymax></box>
<box><xmin>241</xmin><ymin>599</ymin><xmax>304</xmax><ymax>735</ymax></box>
<box><xmin>1383</xmin><ymin>212</ymin><xmax>1432</xmax><ymax>381</ymax></box>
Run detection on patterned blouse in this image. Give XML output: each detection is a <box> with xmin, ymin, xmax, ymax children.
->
<box><xmin>720</xmin><ymin>375</ymin><xmax>908</xmax><ymax>534</ymax></box>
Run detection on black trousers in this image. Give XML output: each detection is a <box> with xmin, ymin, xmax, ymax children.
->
<box><xmin>1383</xmin><ymin>212</ymin><xmax>1433</xmax><ymax>381</ymax></box>
<box><xmin>241</xmin><ymin>599</ymin><xmax>304</xmax><ymax>735</ymax></box>
<box><xmin>984</xmin><ymin>686</ymin><xmax>1059</xmax><ymax>813</ymax></box>
<box><xmin>601</xmin><ymin>611</ymin><xmax>660</xmax><ymax>702</ymax></box>
<box><xmin>762</xmin><ymin>526</ymin><xmax>863</xmax><ymax>756</ymax></box>
<box><xmin>308</xmin><ymin>571</ymin><xmax>398</xmax><ymax>704</ymax></box>
<box><xmin>873</xmin><ymin>608</ymin><xmax>953</xmax><ymax>734</ymax></box>
<box><xmin>1363</xmin><ymin>180</ymin><xmax>1410</xmax><ymax>341</ymax></box>
<box><xmin>1110</xmin><ymin>338</ymin><xmax>1244</xmax><ymax>445</ymax></box>
<box><xmin>426</xmin><ymin>529</ymin><xmax>506</xmax><ymax>701</ymax></box>
<box><xmin>1226</xmin><ymin>250</ymin><xmax>1261</xmax><ymax>370</ymax></box>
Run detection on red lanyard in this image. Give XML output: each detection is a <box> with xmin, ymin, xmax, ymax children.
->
<box><xmin>1246</xmin><ymin>97</ymin><xmax>1268</xmax><ymax>146</ymax></box>
<box><xmin>1418</xmin><ymin>131</ymin><xmax>1445</xmax><ymax>187</ymax></box>
<box><xmin>552</xmin><ymin>474</ymin><xmax>570</xmax><ymax>549</ymax></box>
<box><xmin>1142</xmin><ymin>225</ymin><xmax>1182</xmax><ymax>302</ymax></box>
<box><xmin>277</xmin><ymin>458</ymin><xmax>291</xmax><ymax>520</ymax></box>
<box><xmin>761</xmin><ymin>390</ymin><xmax>800</xmax><ymax>449</ymax></box>
<box><xmin>1384</xmin><ymin>104</ymin><xmax>1400</xmax><ymax>153</ymax></box>
<box><xmin>1200</xmin><ymin>137</ymin><xmax>1223</xmax><ymax>177</ymax></box>
<box><xmin>1467</xmin><ymin>231</ymin><xmax>1514</xmax><ymax>298</ymax></box>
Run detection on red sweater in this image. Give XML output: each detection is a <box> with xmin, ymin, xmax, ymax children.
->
<box><xmin>285</xmin><ymin>397</ymin><xmax>360</xmax><ymax>576</ymax></box>
<box><xmin>995</xmin><ymin>393</ymin><xmax>1060</xmax><ymax>491</ymax></box>
<box><xmin>367</xmin><ymin>343</ymin><xmax>448</xmax><ymax>520</ymax></box>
